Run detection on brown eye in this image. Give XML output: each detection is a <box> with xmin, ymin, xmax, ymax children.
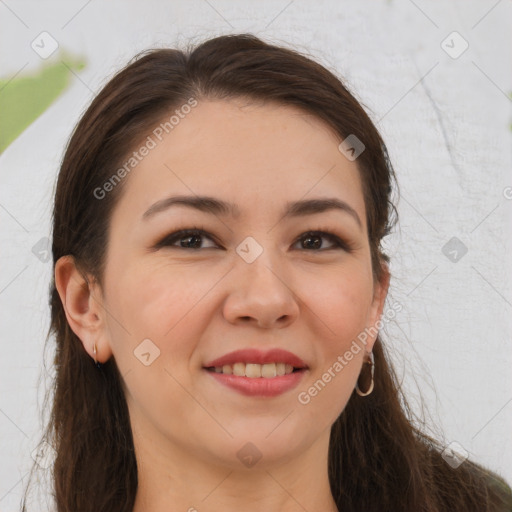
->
<box><xmin>155</xmin><ymin>228</ymin><xmax>220</xmax><ymax>250</ymax></box>
<box><xmin>153</xmin><ymin>228</ymin><xmax>353</xmax><ymax>253</ymax></box>
<box><xmin>295</xmin><ymin>231</ymin><xmax>352</xmax><ymax>252</ymax></box>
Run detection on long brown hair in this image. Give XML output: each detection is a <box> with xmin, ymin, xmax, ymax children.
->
<box><xmin>21</xmin><ymin>33</ymin><xmax>512</xmax><ymax>512</ymax></box>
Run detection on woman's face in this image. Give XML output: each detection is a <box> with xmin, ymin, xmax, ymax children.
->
<box><xmin>91</xmin><ymin>98</ymin><xmax>388</xmax><ymax>469</ymax></box>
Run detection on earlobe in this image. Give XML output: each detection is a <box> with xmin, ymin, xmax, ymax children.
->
<box><xmin>375</xmin><ymin>263</ymin><xmax>391</xmax><ymax>313</ymax></box>
<box><xmin>365</xmin><ymin>263</ymin><xmax>391</xmax><ymax>351</ymax></box>
<box><xmin>54</xmin><ymin>255</ymin><xmax>112</xmax><ymax>363</ymax></box>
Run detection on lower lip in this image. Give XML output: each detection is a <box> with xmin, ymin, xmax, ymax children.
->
<box><xmin>204</xmin><ymin>368</ymin><xmax>307</xmax><ymax>397</ymax></box>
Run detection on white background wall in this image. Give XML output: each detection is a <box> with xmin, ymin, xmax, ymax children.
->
<box><xmin>1</xmin><ymin>1</ymin><xmax>511</xmax><ymax>510</ymax></box>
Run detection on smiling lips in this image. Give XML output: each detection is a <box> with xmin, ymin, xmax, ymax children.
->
<box><xmin>203</xmin><ymin>348</ymin><xmax>308</xmax><ymax>369</ymax></box>
<box><xmin>203</xmin><ymin>348</ymin><xmax>308</xmax><ymax>397</ymax></box>
<box><xmin>207</xmin><ymin>361</ymin><xmax>295</xmax><ymax>378</ymax></box>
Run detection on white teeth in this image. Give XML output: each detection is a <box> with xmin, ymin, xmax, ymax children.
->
<box><xmin>261</xmin><ymin>363</ymin><xmax>276</xmax><ymax>378</ymax></box>
<box><xmin>276</xmin><ymin>363</ymin><xmax>286</xmax><ymax>376</ymax></box>
<box><xmin>212</xmin><ymin>362</ymin><xmax>298</xmax><ymax>378</ymax></box>
<box><xmin>233</xmin><ymin>362</ymin><xmax>245</xmax><ymax>376</ymax></box>
<box><xmin>246</xmin><ymin>364</ymin><xmax>261</xmax><ymax>378</ymax></box>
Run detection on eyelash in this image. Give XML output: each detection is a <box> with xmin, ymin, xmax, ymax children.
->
<box><xmin>153</xmin><ymin>225</ymin><xmax>354</xmax><ymax>253</ymax></box>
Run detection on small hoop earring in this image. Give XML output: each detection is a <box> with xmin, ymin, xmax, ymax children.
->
<box><xmin>356</xmin><ymin>351</ymin><xmax>374</xmax><ymax>397</ymax></box>
<box><xmin>93</xmin><ymin>342</ymin><xmax>102</xmax><ymax>369</ymax></box>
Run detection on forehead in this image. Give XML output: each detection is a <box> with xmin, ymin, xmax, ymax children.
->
<box><xmin>111</xmin><ymin>98</ymin><xmax>366</xmax><ymax>226</ymax></box>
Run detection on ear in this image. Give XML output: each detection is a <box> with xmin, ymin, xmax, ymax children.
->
<box><xmin>54</xmin><ymin>255</ymin><xmax>113</xmax><ymax>364</ymax></box>
<box><xmin>364</xmin><ymin>262</ymin><xmax>391</xmax><ymax>353</ymax></box>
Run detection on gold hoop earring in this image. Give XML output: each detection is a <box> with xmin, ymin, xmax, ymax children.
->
<box><xmin>356</xmin><ymin>351</ymin><xmax>374</xmax><ymax>397</ymax></box>
<box><xmin>93</xmin><ymin>342</ymin><xmax>102</xmax><ymax>369</ymax></box>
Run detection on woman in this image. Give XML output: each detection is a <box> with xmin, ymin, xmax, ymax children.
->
<box><xmin>22</xmin><ymin>33</ymin><xmax>512</xmax><ymax>511</ymax></box>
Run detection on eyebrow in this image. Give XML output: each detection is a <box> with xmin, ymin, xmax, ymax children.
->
<box><xmin>142</xmin><ymin>195</ymin><xmax>362</xmax><ymax>228</ymax></box>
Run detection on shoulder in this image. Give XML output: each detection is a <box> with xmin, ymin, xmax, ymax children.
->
<box><xmin>426</xmin><ymin>447</ymin><xmax>512</xmax><ymax>511</ymax></box>
<box><xmin>464</xmin><ymin>461</ymin><xmax>512</xmax><ymax>512</ymax></box>
<box><xmin>484</xmin><ymin>470</ymin><xmax>512</xmax><ymax>511</ymax></box>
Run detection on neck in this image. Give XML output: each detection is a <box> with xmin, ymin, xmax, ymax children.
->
<box><xmin>131</xmin><ymin>425</ymin><xmax>339</xmax><ymax>512</ymax></box>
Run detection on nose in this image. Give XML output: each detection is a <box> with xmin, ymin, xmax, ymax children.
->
<box><xmin>223</xmin><ymin>250</ymin><xmax>300</xmax><ymax>329</ymax></box>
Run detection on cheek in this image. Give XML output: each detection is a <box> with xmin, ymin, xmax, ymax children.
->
<box><xmin>104</xmin><ymin>262</ymin><xmax>217</xmax><ymax>423</ymax></box>
<box><xmin>302</xmin><ymin>267</ymin><xmax>373</xmax><ymax>348</ymax></box>
<box><xmin>111</xmin><ymin>260</ymin><xmax>207</xmax><ymax>329</ymax></box>
<box><xmin>105</xmin><ymin>259</ymin><xmax>222</xmax><ymax>368</ymax></box>
<box><xmin>294</xmin><ymin>268</ymin><xmax>372</xmax><ymax>420</ymax></box>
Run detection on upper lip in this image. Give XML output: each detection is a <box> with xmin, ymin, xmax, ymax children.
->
<box><xmin>203</xmin><ymin>348</ymin><xmax>308</xmax><ymax>369</ymax></box>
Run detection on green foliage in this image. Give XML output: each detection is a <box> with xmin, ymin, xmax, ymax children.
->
<box><xmin>0</xmin><ymin>52</ymin><xmax>86</xmax><ymax>153</ymax></box>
